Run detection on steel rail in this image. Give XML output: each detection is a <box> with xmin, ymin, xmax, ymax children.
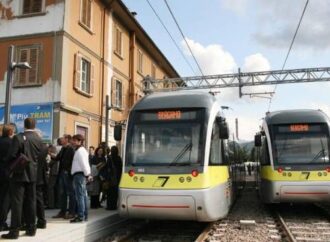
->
<box><xmin>195</xmin><ymin>222</ymin><xmax>215</xmax><ymax>242</ymax></box>
<box><xmin>276</xmin><ymin>212</ymin><xmax>296</xmax><ymax>242</ymax></box>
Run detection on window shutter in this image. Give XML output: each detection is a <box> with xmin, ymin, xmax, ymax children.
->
<box><xmin>87</xmin><ymin>0</ymin><xmax>91</xmax><ymax>28</ymax></box>
<box><xmin>23</xmin><ymin>0</ymin><xmax>42</xmax><ymax>14</ymax></box>
<box><xmin>74</xmin><ymin>53</ymin><xmax>81</xmax><ymax>90</ymax></box>
<box><xmin>119</xmin><ymin>82</ymin><xmax>122</xmax><ymax>108</ymax></box>
<box><xmin>89</xmin><ymin>63</ymin><xmax>94</xmax><ymax>96</ymax></box>
<box><xmin>115</xmin><ymin>28</ymin><xmax>122</xmax><ymax>55</ymax></box>
<box><xmin>81</xmin><ymin>0</ymin><xmax>87</xmax><ymax>24</ymax></box>
<box><xmin>18</xmin><ymin>49</ymin><xmax>28</xmax><ymax>85</ymax></box>
<box><xmin>28</xmin><ymin>48</ymin><xmax>38</xmax><ymax>84</ymax></box>
<box><xmin>32</xmin><ymin>0</ymin><xmax>42</xmax><ymax>13</ymax></box>
<box><xmin>23</xmin><ymin>0</ymin><xmax>31</xmax><ymax>14</ymax></box>
<box><xmin>115</xmin><ymin>29</ymin><xmax>119</xmax><ymax>52</ymax></box>
<box><xmin>111</xmin><ymin>78</ymin><xmax>115</xmax><ymax>106</ymax></box>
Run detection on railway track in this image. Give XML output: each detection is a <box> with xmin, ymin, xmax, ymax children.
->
<box><xmin>274</xmin><ymin>204</ymin><xmax>330</xmax><ymax>242</ymax></box>
<box><xmin>197</xmin><ymin>181</ymin><xmax>285</xmax><ymax>242</ymax></box>
<box><xmin>101</xmin><ymin>219</ymin><xmax>207</xmax><ymax>242</ymax></box>
<box><xmin>118</xmin><ymin>220</ymin><xmax>208</xmax><ymax>242</ymax></box>
<box><xmin>102</xmin><ymin>182</ymin><xmax>330</xmax><ymax>242</ymax></box>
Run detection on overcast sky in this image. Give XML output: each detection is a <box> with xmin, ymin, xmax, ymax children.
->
<box><xmin>123</xmin><ymin>0</ymin><xmax>330</xmax><ymax>141</ymax></box>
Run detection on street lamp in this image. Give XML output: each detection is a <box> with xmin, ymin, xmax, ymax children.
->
<box><xmin>4</xmin><ymin>45</ymin><xmax>31</xmax><ymax>124</ymax></box>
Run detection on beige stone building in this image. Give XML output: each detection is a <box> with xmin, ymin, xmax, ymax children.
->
<box><xmin>0</xmin><ymin>0</ymin><xmax>179</xmax><ymax>147</ymax></box>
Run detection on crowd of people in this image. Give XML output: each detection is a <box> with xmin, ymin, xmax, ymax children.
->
<box><xmin>0</xmin><ymin>118</ymin><xmax>122</xmax><ymax>239</ymax></box>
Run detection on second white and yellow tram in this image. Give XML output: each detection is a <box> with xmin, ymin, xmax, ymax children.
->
<box><xmin>255</xmin><ymin>109</ymin><xmax>330</xmax><ymax>203</ymax></box>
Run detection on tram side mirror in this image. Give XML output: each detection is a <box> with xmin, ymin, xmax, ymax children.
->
<box><xmin>254</xmin><ymin>134</ymin><xmax>262</xmax><ymax>147</ymax></box>
<box><xmin>114</xmin><ymin>124</ymin><xmax>122</xmax><ymax>141</ymax></box>
<box><xmin>219</xmin><ymin>122</ymin><xmax>229</xmax><ymax>140</ymax></box>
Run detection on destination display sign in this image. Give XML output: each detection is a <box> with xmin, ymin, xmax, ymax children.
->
<box><xmin>277</xmin><ymin>124</ymin><xmax>323</xmax><ymax>133</ymax></box>
<box><xmin>138</xmin><ymin>110</ymin><xmax>198</xmax><ymax>121</ymax></box>
<box><xmin>157</xmin><ymin>111</ymin><xmax>181</xmax><ymax>120</ymax></box>
<box><xmin>290</xmin><ymin>124</ymin><xmax>309</xmax><ymax>132</ymax></box>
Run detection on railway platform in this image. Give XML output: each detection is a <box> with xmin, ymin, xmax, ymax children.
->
<box><xmin>0</xmin><ymin>208</ymin><xmax>126</xmax><ymax>242</ymax></box>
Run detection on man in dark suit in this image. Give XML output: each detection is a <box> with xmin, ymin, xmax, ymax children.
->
<box><xmin>36</xmin><ymin>143</ymin><xmax>49</xmax><ymax>229</ymax></box>
<box><xmin>0</xmin><ymin>124</ymin><xmax>15</xmax><ymax>231</ymax></box>
<box><xmin>1</xmin><ymin>118</ymin><xmax>43</xmax><ymax>240</ymax></box>
<box><xmin>52</xmin><ymin>134</ymin><xmax>76</xmax><ymax>219</ymax></box>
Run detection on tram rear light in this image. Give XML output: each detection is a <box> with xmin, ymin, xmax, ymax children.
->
<box><xmin>191</xmin><ymin>170</ymin><xmax>199</xmax><ymax>177</ymax></box>
<box><xmin>277</xmin><ymin>167</ymin><xmax>283</xmax><ymax>173</ymax></box>
<box><xmin>128</xmin><ymin>169</ymin><xmax>135</xmax><ymax>177</ymax></box>
<box><xmin>326</xmin><ymin>167</ymin><xmax>330</xmax><ymax>173</ymax></box>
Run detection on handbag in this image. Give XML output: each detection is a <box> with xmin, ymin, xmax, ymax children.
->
<box><xmin>9</xmin><ymin>134</ymin><xmax>31</xmax><ymax>174</ymax></box>
<box><xmin>9</xmin><ymin>153</ymin><xmax>30</xmax><ymax>174</ymax></box>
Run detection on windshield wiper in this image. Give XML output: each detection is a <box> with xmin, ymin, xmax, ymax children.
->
<box><xmin>169</xmin><ymin>143</ymin><xmax>192</xmax><ymax>166</ymax></box>
<box><xmin>310</xmin><ymin>137</ymin><xmax>327</xmax><ymax>163</ymax></box>
<box><xmin>319</xmin><ymin>137</ymin><xmax>327</xmax><ymax>163</ymax></box>
<box><xmin>310</xmin><ymin>149</ymin><xmax>325</xmax><ymax>163</ymax></box>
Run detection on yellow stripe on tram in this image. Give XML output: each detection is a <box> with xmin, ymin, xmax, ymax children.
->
<box><xmin>260</xmin><ymin>166</ymin><xmax>330</xmax><ymax>181</ymax></box>
<box><xmin>120</xmin><ymin>166</ymin><xmax>230</xmax><ymax>189</ymax></box>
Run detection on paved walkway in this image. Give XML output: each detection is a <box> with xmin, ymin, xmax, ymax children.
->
<box><xmin>0</xmin><ymin>208</ymin><xmax>124</xmax><ymax>242</ymax></box>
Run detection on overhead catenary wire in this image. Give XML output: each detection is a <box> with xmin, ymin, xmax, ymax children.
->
<box><xmin>163</xmin><ymin>0</ymin><xmax>206</xmax><ymax>78</ymax></box>
<box><xmin>145</xmin><ymin>0</ymin><xmax>197</xmax><ymax>76</ymax></box>
<box><xmin>267</xmin><ymin>0</ymin><xmax>309</xmax><ymax>111</ymax></box>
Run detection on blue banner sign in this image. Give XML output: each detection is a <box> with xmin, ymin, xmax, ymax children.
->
<box><xmin>0</xmin><ymin>103</ymin><xmax>53</xmax><ymax>143</ymax></box>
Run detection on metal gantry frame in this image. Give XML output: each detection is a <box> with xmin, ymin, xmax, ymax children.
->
<box><xmin>142</xmin><ymin>67</ymin><xmax>330</xmax><ymax>97</ymax></box>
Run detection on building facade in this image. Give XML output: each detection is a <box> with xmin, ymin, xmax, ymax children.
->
<box><xmin>0</xmin><ymin>0</ymin><xmax>179</xmax><ymax>147</ymax></box>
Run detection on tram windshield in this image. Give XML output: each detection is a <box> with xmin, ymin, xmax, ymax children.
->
<box><xmin>272</xmin><ymin>123</ymin><xmax>330</xmax><ymax>164</ymax></box>
<box><xmin>126</xmin><ymin>109</ymin><xmax>205</xmax><ymax>166</ymax></box>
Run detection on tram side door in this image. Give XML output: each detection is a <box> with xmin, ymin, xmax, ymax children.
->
<box><xmin>210</xmin><ymin>120</ymin><xmax>232</xmax><ymax>206</ymax></box>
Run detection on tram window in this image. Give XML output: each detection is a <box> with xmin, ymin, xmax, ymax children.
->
<box><xmin>128</xmin><ymin>123</ymin><xmax>202</xmax><ymax>165</ymax></box>
<box><xmin>222</xmin><ymin>140</ymin><xmax>229</xmax><ymax>165</ymax></box>
<box><xmin>272</xmin><ymin>123</ymin><xmax>330</xmax><ymax>164</ymax></box>
<box><xmin>210</xmin><ymin>122</ymin><xmax>222</xmax><ymax>165</ymax></box>
<box><xmin>260</xmin><ymin>138</ymin><xmax>270</xmax><ymax>165</ymax></box>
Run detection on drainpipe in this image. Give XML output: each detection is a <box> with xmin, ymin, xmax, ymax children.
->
<box><xmin>129</xmin><ymin>31</ymin><xmax>136</xmax><ymax>107</ymax></box>
<box><xmin>100</xmin><ymin>6</ymin><xmax>106</xmax><ymax>144</ymax></box>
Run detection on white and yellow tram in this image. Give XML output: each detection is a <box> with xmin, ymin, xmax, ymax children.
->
<box><xmin>114</xmin><ymin>90</ymin><xmax>243</xmax><ymax>221</ymax></box>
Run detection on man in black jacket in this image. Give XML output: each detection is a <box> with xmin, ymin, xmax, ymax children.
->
<box><xmin>1</xmin><ymin>118</ymin><xmax>43</xmax><ymax>240</ymax></box>
<box><xmin>52</xmin><ymin>134</ymin><xmax>76</xmax><ymax>219</ymax></box>
<box><xmin>0</xmin><ymin>124</ymin><xmax>15</xmax><ymax>231</ymax></box>
<box><xmin>36</xmin><ymin>143</ymin><xmax>49</xmax><ymax>229</ymax></box>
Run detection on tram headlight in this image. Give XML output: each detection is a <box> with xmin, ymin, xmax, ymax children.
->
<box><xmin>179</xmin><ymin>177</ymin><xmax>185</xmax><ymax>183</ymax></box>
<box><xmin>140</xmin><ymin>177</ymin><xmax>145</xmax><ymax>182</ymax></box>
<box><xmin>128</xmin><ymin>169</ymin><xmax>135</xmax><ymax>177</ymax></box>
<box><xmin>191</xmin><ymin>170</ymin><xmax>199</xmax><ymax>177</ymax></box>
<box><xmin>186</xmin><ymin>177</ymin><xmax>192</xmax><ymax>182</ymax></box>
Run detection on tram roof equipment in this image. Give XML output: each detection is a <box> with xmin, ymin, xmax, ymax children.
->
<box><xmin>142</xmin><ymin>67</ymin><xmax>330</xmax><ymax>98</ymax></box>
<box><xmin>133</xmin><ymin>90</ymin><xmax>217</xmax><ymax>110</ymax></box>
<box><xmin>264</xmin><ymin>109</ymin><xmax>330</xmax><ymax>125</ymax></box>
